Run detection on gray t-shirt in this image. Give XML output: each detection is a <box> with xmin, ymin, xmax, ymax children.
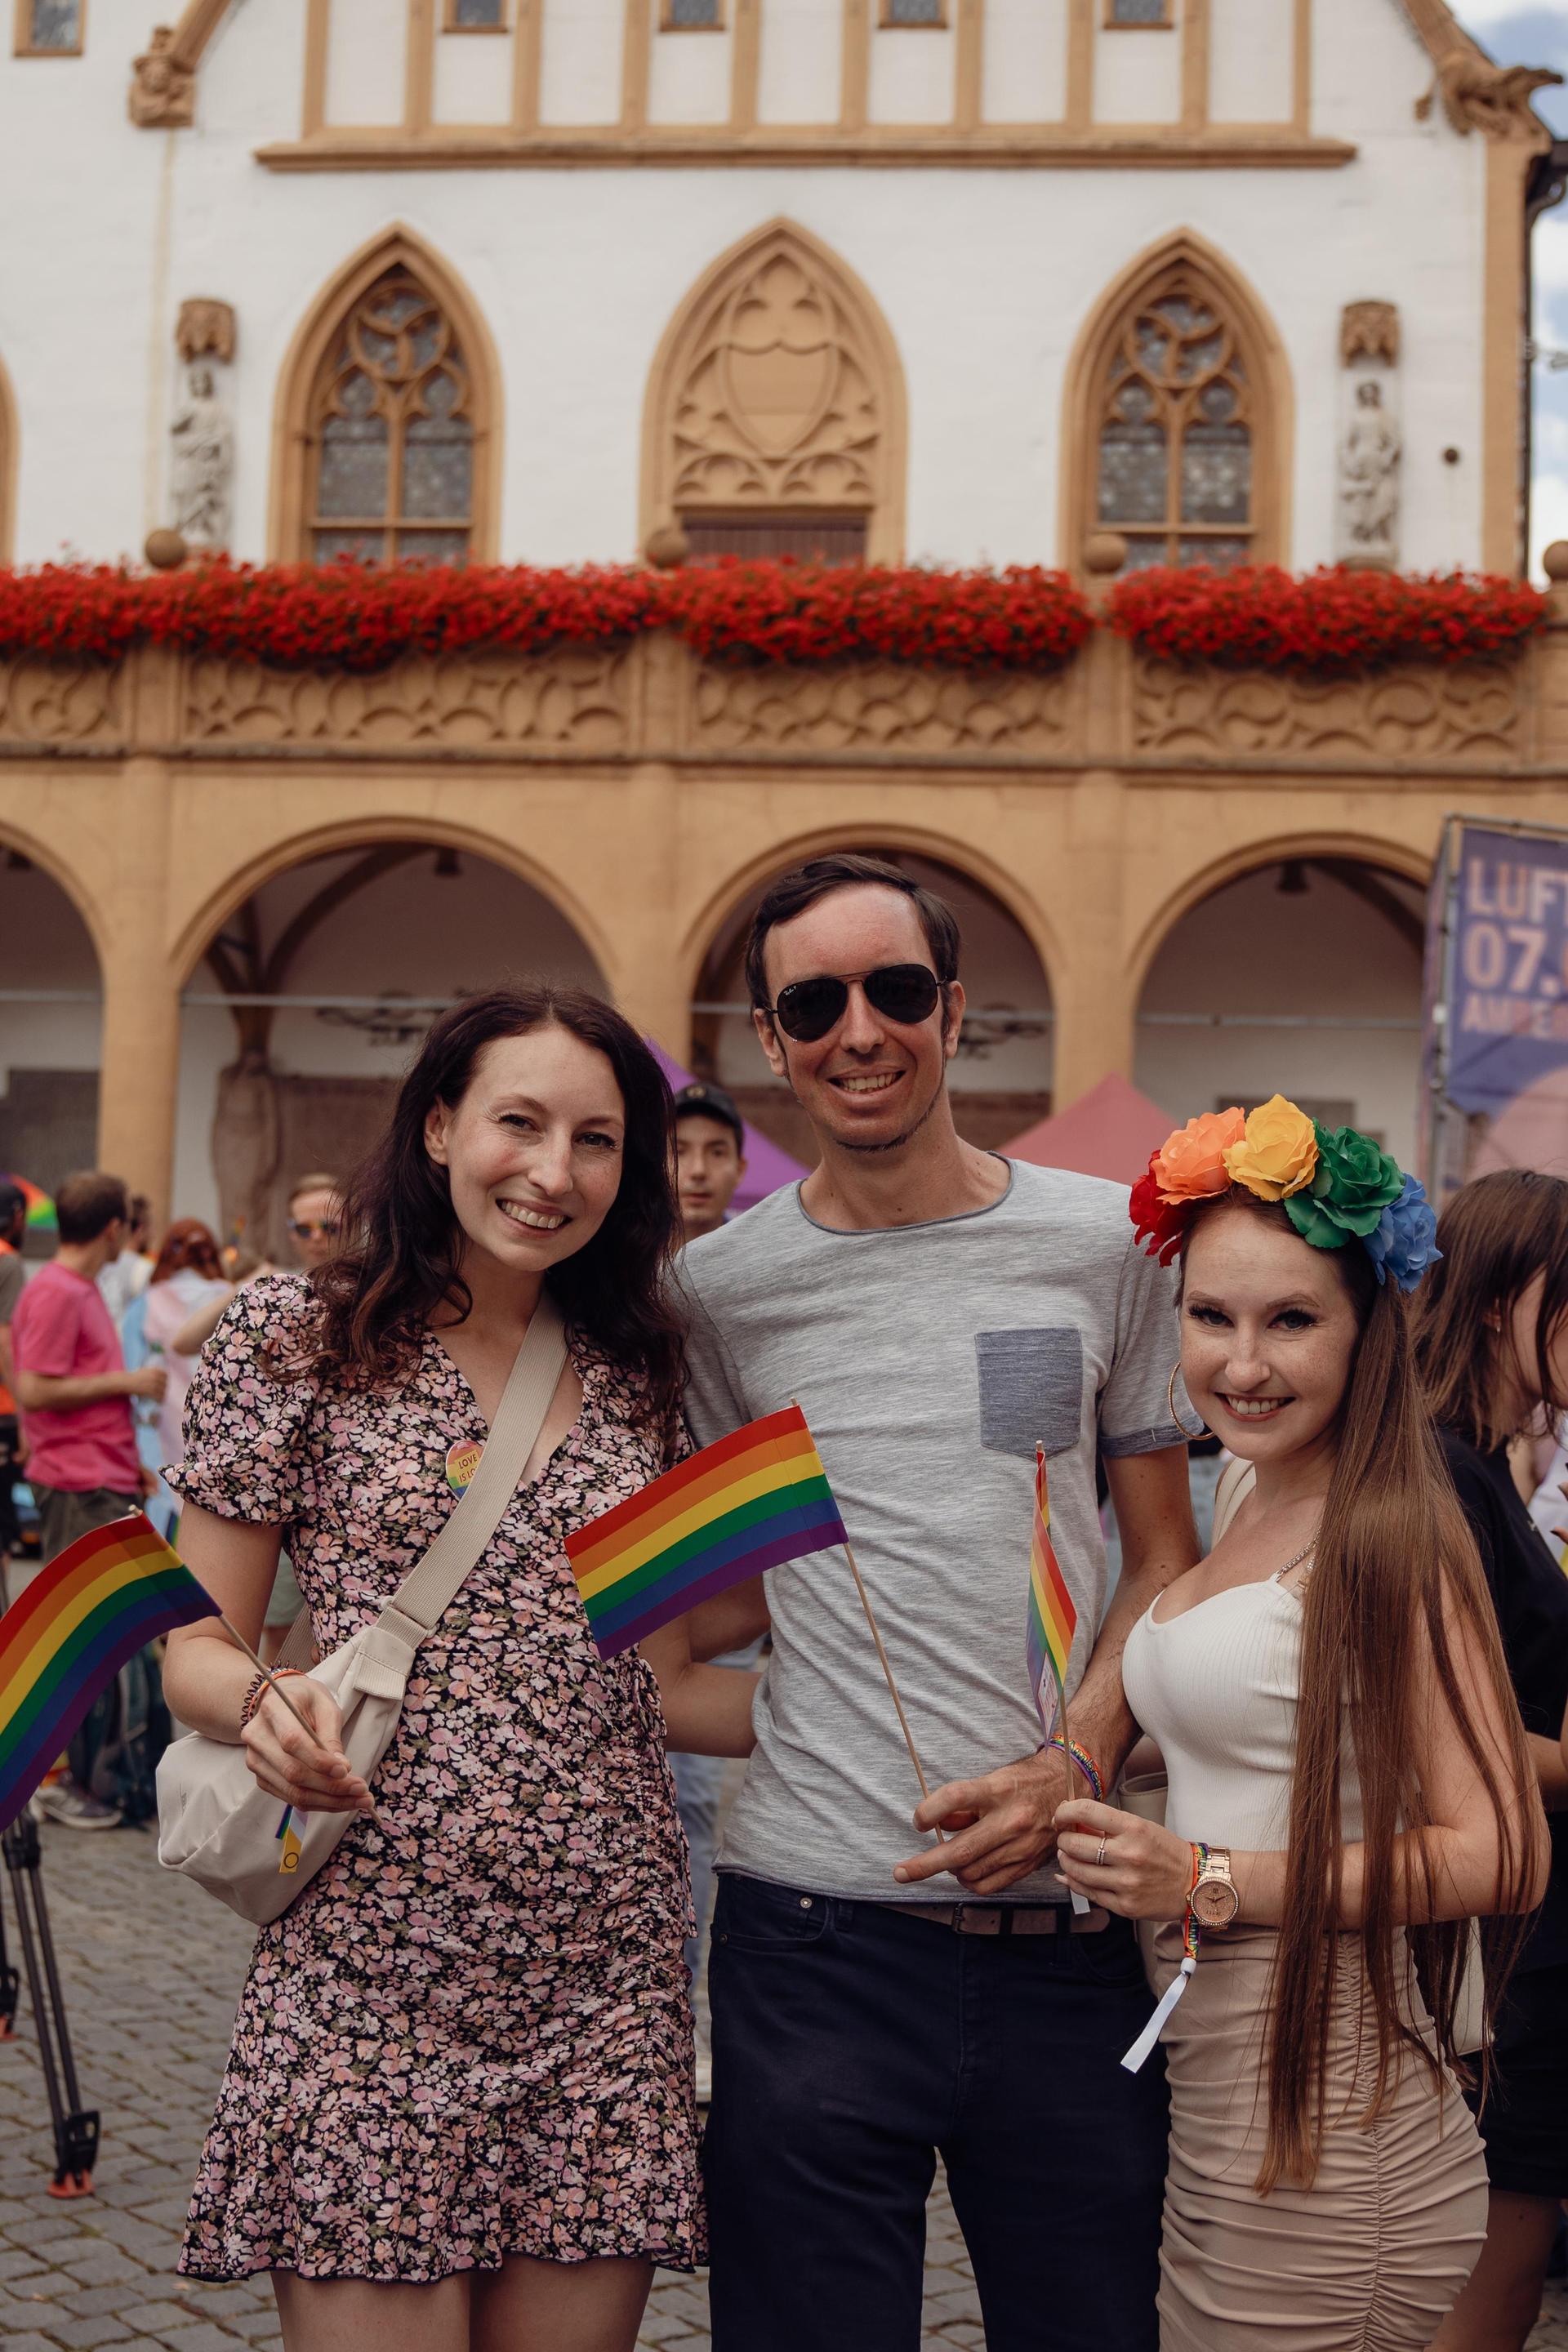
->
<box><xmin>676</xmin><ymin>1160</ymin><xmax>1183</xmax><ymax>1904</ymax></box>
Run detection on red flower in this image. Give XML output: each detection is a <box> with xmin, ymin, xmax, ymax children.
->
<box><xmin>1105</xmin><ymin>564</ymin><xmax>1546</xmax><ymax>674</ymax></box>
<box><xmin>1129</xmin><ymin>1157</ymin><xmax>1190</xmax><ymax>1267</ymax></box>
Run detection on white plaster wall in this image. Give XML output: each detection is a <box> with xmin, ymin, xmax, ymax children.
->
<box><xmin>325</xmin><ymin>0</ymin><xmax>407</xmax><ymax>128</ymax></box>
<box><xmin>0</xmin><ymin>0</ymin><xmax>1493</xmax><ymax>572</ymax></box>
<box><xmin>756</xmin><ymin>0</ymin><xmax>840</xmax><ymax>124</ymax></box>
<box><xmin>648</xmin><ymin>20</ymin><xmax>733</xmax><ymax>127</ymax></box>
<box><xmin>538</xmin><ymin>0</ymin><xmax>623</xmax><ymax>124</ymax></box>
<box><xmin>433</xmin><ymin>24</ymin><xmax>515</xmax><ymax>127</ymax></box>
<box><xmin>982</xmin><ymin>0</ymin><xmax>1067</xmax><ymax>127</ymax></box>
<box><xmin>1094</xmin><ymin>16</ymin><xmax>1182</xmax><ymax>127</ymax></box>
<box><xmin>1209</xmin><ymin>0</ymin><xmax>1294</xmax><ymax>125</ymax></box>
<box><xmin>866</xmin><ymin>24</ymin><xmax>955</xmax><ymax>128</ymax></box>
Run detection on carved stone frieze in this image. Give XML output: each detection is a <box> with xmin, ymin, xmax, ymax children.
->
<box><xmin>0</xmin><ymin>657</ymin><xmax>125</xmax><ymax>746</ymax></box>
<box><xmin>177</xmin><ymin>299</ymin><xmax>236</xmax><ymax>365</ymax></box>
<box><xmin>180</xmin><ymin>649</ymin><xmax>632</xmax><ymax>751</ymax></box>
<box><xmin>129</xmin><ymin>28</ymin><xmax>196</xmax><ymax>128</ymax></box>
<box><xmin>1131</xmin><ymin>657</ymin><xmax>1524</xmax><ymax>760</ymax></box>
<box><xmin>690</xmin><ymin>662</ymin><xmax>1073</xmax><ymax>755</ymax></box>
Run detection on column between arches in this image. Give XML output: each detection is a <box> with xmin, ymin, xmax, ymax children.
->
<box><xmin>97</xmin><ymin>756</ymin><xmax>183</xmax><ymax>1221</ymax></box>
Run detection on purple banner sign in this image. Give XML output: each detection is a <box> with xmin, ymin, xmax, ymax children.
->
<box><xmin>1446</xmin><ymin>824</ymin><xmax>1568</xmax><ymax>1116</ymax></box>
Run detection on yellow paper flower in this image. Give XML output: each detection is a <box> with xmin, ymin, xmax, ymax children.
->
<box><xmin>1222</xmin><ymin>1094</ymin><xmax>1318</xmax><ymax>1202</ymax></box>
<box><xmin>1153</xmin><ymin>1107</ymin><xmax>1246</xmax><ymax>1204</ymax></box>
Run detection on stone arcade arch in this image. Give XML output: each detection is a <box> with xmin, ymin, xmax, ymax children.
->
<box><xmin>688</xmin><ymin>843</ymin><xmax>1055</xmax><ymax>1161</ymax></box>
<box><xmin>1132</xmin><ymin>844</ymin><xmax>1428</xmax><ymax>1169</ymax></box>
<box><xmin>0</xmin><ymin>831</ymin><xmax>105</xmax><ymax>1225</ymax></box>
<box><xmin>175</xmin><ymin>835</ymin><xmax>607</xmax><ymax>1255</ymax></box>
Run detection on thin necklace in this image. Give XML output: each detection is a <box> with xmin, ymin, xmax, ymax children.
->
<box><xmin>1278</xmin><ymin>1527</ymin><xmax>1321</xmax><ymax>1579</ymax></box>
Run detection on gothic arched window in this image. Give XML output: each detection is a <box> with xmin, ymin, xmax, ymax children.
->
<box><xmin>304</xmin><ymin>266</ymin><xmax>477</xmax><ymax>566</ymax></box>
<box><xmin>1065</xmin><ymin>239</ymin><xmax>1290</xmax><ymax>577</ymax></box>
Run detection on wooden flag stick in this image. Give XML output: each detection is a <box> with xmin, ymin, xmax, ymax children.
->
<box><xmin>842</xmin><ymin>1539</ymin><xmax>945</xmax><ymax>1846</ymax></box>
<box><xmin>1053</xmin><ymin>1665</ymin><xmax>1090</xmax><ymax>1915</ymax></box>
<box><xmin>216</xmin><ymin>1613</ymin><xmax>387</xmax><ymax>1833</ymax></box>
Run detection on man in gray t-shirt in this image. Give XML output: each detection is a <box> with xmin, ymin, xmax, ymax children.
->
<box><xmin>679</xmin><ymin>855</ymin><xmax>1197</xmax><ymax>2352</ymax></box>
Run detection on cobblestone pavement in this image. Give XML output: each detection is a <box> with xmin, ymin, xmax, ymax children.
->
<box><xmin>0</xmin><ymin>1820</ymin><xmax>1564</xmax><ymax>2351</ymax></box>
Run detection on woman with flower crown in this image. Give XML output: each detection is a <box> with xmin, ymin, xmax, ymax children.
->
<box><xmin>1053</xmin><ymin>1095</ymin><xmax>1546</xmax><ymax>2351</ymax></box>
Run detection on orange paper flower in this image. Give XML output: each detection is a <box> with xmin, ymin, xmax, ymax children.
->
<box><xmin>1223</xmin><ymin>1094</ymin><xmax>1319</xmax><ymax>1202</ymax></box>
<box><xmin>1152</xmin><ymin>1107</ymin><xmax>1246</xmax><ymax>1204</ymax></box>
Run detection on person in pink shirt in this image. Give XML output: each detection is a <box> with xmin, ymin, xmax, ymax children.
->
<box><xmin>11</xmin><ymin>1170</ymin><xmax>167</xmax><ymax>1827</ymax></box>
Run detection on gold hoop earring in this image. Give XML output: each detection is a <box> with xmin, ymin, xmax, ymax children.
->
<box><xmin>1167</xmin><ymin>1361</ymin><xmax>1203</xmax><ymax>1438</ymax></box>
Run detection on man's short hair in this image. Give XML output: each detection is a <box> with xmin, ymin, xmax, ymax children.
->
<box><xmin>743</xmin><ymin>854</ymin><xmax>962</xmax><ymax>1013</ymax></box>
<box><xmin>287</xmin><ymin>1171</ymin><xmax>341</xmax><ymax>1210</ymax></box>
<box><xmin>0</xmin><ymin>1179</ymin><xmax>24</xmax><ymax>1236</ymax></box>
<box><xmin>55</xmin><ymin>1171</ymin><xmax>130</xmax><ymax>1245</ymax></box>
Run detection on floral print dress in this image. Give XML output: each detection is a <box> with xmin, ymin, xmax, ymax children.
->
<box><xmin>165</xmin><ymin>1276</ymin><xmax>702</xmax><ymax>2283</ymax></box>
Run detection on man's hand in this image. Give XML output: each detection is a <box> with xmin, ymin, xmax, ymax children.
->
<box><xmin>892</xmin><ymin>1747</ymin><xmax>1074</xmax><ymax>1896</ymax></box>
<box><xmin>125</xmin><ymin>1365</ymin><xmax>167</xmax><ymax>1404</ymax></box>
<box><xmin>137</xmin><ymin>1467</ymin><xmax>159</xmax><ymax>1502</ymax></box>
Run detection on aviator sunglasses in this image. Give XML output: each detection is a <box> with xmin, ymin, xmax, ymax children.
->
<box><xmin>764</xmin><ymin>963</ymin><xmax>942</xmax><ymax>1045</ymax></box>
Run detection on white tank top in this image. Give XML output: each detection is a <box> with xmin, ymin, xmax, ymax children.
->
<box><xmin>1120</xmin><ymin>1574</ymin><xmax>1364</xmax><ymax>1851</ymax></box>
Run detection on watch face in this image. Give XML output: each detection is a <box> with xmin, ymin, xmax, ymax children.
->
<box><xmin>1192</xmin><ymin>1875</ymin><xmax>1239</xmax><ymax>1928</ymax></box>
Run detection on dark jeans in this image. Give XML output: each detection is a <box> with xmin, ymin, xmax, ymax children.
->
<box><xmin>703</xmin><ymin>1874</ymin><xmax>1169</xmax><ymax>2352</ymax></box>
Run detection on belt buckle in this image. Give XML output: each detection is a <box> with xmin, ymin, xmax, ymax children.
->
<box><xmin>955</xmin><ymin>1905</ymin><xmax>1004</xmax><ymax>1936</ymax></box>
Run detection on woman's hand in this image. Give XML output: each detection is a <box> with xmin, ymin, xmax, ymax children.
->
<box><xmin>239</xmin><ymin>1678</ymin><xmax>372</xmax><ymax>1815</ymax></box>
<box><xmin>1055</xmin><ymin>1797</ymin><xmax>1194</xmax><ymax>1922</ymax></box>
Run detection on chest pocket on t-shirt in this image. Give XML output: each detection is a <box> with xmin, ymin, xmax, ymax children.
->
<box><xmin>975</xmin><ymin>1328</ymin><xmax>1083</xmax><ymax>1461</ymax></box>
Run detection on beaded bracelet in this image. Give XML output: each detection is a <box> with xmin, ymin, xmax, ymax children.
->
<box><xmin>1185</xmin><ymin>1840</ymin><xmax>1210</xmax><ymax>1966</ymax></box>
<box><xmin>1045</xmin><ymin>1733</ymin><xmax>1107</xmax><ymax>1802</ymax></box>
<box><xmin>240</xmin><ymin>1664</ymin><xmax>304</xmax><ymax>1731</ymax></box>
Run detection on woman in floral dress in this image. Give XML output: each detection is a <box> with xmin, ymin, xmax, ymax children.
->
<box><xmin>162</xmin><ymin>986</ymin><xmax>758</xmax><ymax>2352</ymax></box>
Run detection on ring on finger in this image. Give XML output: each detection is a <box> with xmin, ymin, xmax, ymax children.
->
<box><xmin>1095</xmin><ymin>1833</ymin><xmax>1107</xmax><ymax>1868</ymax></box>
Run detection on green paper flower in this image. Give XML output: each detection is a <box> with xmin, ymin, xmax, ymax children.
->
<box><xmin>1284</xmin><ymin>1121</ymin><xmax>1404</xmax><ymax>1248</ymax></box>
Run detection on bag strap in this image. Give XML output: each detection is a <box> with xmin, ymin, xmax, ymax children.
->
<box><xmin>274</xmin><ymin>1297</ymin><xmax>568</xmax><ymax>1669</ymax></box>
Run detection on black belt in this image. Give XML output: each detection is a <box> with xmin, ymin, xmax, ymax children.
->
<box><xmin>872</xmin><ymin>1902</ymin><xmax>1109</xmax><ymax>1936</ymax></box>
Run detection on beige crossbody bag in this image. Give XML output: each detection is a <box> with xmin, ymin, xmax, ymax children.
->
<box><xmin>156</xmin><ymin>1299</ymin><xmax>568</xmax><ymax>1927</ymax></box>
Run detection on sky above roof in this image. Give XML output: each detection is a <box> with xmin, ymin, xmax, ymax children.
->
<box><xmin>1455</xmin><ymin>3</ymin><xmax>1568</xmax><ymax>576</ymax></box>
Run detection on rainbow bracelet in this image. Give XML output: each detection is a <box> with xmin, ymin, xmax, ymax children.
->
<box><xmin>1045</xmin><ymin>1733</ymin><xmax>1106</xmax><ymax>1802</ymax></box>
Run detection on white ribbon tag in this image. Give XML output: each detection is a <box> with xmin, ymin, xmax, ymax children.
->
<box><xmin>1121</xmin><ymin>1953</ymin><xmax>1195</xmax><ymax>2074</ymax></box>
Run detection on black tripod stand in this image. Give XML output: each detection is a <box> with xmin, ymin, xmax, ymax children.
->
<box><xmin>0</xmin><ymin>1811</ymin><xmax>98</xmax><ymax>2195</ymax></box>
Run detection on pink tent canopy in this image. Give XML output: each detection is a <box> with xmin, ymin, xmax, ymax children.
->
<box><xmin>648</xmin><ymin>1041</ymin><xmax>810</xmax><ymax>1216</ymax></box>
<box><xmin>1004</xmin><ymin>1073</ymin><xmax>1173</xmax><ymax>1189</ymax></box>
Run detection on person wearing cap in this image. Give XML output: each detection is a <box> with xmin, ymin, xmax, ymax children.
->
<box><xmin>673</xmin><ymin>1082</ymin><xmax>749</xmax><ymax>1245</ymax></box>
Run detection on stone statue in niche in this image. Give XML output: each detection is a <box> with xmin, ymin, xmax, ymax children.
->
<box><xmin>1338</xmin><ymin>378</ymin><xmax>1401</xmax><ymax>566</ymax></box>
<box><xmin>170</xmin><ymin>362</ymin><xmax>234</xmax><ymax>548</ymax></box>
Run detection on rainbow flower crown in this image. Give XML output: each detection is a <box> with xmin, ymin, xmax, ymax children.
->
<box><xmin>1129</xmin><ymin>1095</ymin><xmax>1441</xmax><ymax>1294</ymax></box>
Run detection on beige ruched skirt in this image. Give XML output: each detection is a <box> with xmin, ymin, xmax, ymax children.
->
<box><xmin>1152</xmin><ymin>1924</ymin><xmax>1487</xmax><ymax>2350</ymax></box>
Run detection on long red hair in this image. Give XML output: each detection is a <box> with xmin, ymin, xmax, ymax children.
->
<box><xmin>149</xmin><ymin>1218</ymin><xmax>224</xmax><ymax>1285</ymax></box>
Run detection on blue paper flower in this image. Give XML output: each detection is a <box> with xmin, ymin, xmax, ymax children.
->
<box><xmin>1363</xmin><ymin>1173</ymin><xmax>1441</xmax><ymax>1293</ymax></box>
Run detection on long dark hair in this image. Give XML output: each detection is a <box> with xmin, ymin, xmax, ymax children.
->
<box><xmin>297</xmin><ymin>985</ymin><xmax>685</xmax><ymax>1443</ymax></box>
<box><xmin>1413</xmin><ymin>1169</ymin><xmax>1568</xmax><ymax>1450</ymax></box>
<box><xmin>1182</xmin><ymin>1190</ymin><xmax>1540</xmax><ymax>2192</ymax></box>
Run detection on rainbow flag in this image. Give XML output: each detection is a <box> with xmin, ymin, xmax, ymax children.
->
<box><xmin>0</xmin><ymin>1512</ymin><xmax>220</xmax><ymax>1835</ymax></box>
<box><xmin>1026</xmin><ymin>1446</ymin><xmax>1077</xmax><ymax>1742</ymax></box>
<box><xmin>566</xmin><ymin>1404</ymin><xmax>847</xmax><ymax>1659</ymax></box>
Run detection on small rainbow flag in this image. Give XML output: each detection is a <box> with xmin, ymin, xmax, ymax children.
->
<box><xmin>0</xmin><ymin>1512</ymin><xmax>220</xmax><ymax>1835</ymax></box>
<box><xmin>1026</xmin><ymin>1446</ymin><xmax>1077</xmax><ymax>1744</ymax></box>
<box><xmin>566</xmin><ymin>1404</ymin><xmax>847</xmax><ymax>1659</ymax></box>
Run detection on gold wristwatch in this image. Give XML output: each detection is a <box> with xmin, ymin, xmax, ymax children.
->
<box><xmin>1191</xmin><ymin>1847</ymin><xmax>1241</xmax><ymax>1929</ymax></box>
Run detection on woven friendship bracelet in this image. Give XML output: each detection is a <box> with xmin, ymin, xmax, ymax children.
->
<box><xmin>1046</xmin><ymin>1733</ymin><xmax>1107</xmax><ymax>1802</ymax></box>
